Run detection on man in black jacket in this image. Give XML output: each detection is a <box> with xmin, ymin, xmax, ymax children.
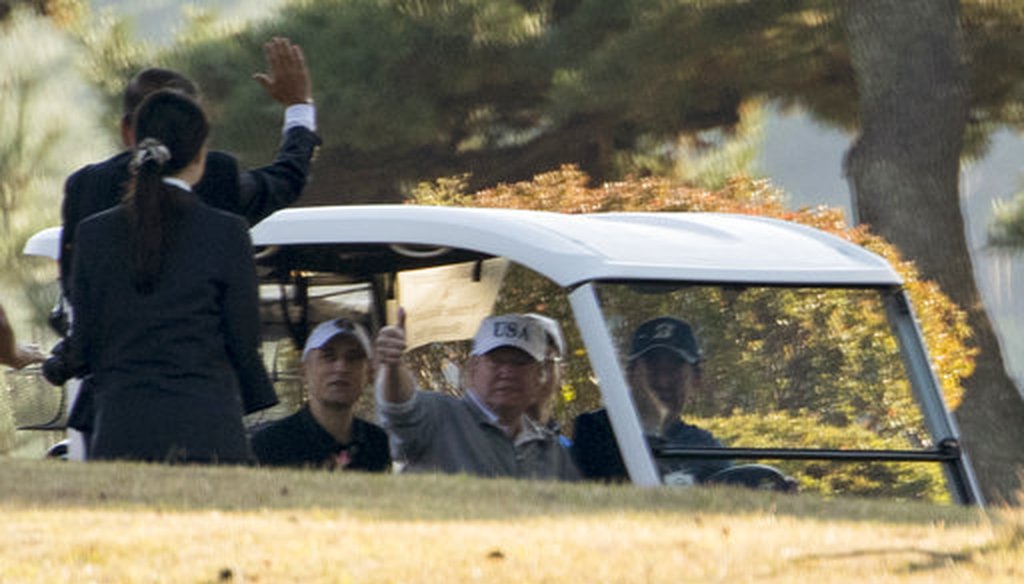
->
<box><xmin>571</xmin><ymin>317</ymin><xmax>731</xmax><ymax>484</ymax></box>
<box><xmin>251</xmin><ymin>318</ymin><xmax>391</xmax><ymax>472</ymax></box>
<box><xmin>58</xmin><ymin>36</ymin><xmax>321</xmax><ymax>296</ymax></box>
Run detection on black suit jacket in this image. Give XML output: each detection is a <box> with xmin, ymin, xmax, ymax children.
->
<box><xmin>66</xmin><ymin>195</ymin><xmax>278</xmax><ymax>462</ymax></box>
<box><xmin>59</xmin><ymin>126</ymin><xmax>321</xmax><ymax>294</ymax></box>
<box><xmin>571</xmin><ymin>408</ymin><xmax>730</xmax><ymax>483</ymax></box>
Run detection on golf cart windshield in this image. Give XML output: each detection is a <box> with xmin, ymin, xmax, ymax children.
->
<box><xmin>581</xmin><ymin>280</ymin><xmax>981</xmax><ymax>503</ymax></box>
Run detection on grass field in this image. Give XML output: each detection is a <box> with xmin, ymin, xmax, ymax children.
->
<box><xmin>1</xmin><ymin>458</ymin><xmax>1021</xmax><ymax>583</ymax></box>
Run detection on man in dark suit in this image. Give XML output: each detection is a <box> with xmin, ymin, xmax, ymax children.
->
<box><xmin>58</xmin><ymin>36</ymin><xmax>322</xmax><ymax>295</ymax></box>
<box><xmin>46</xmin><ymin>38</ymin><xmax>320</xmax><ymax>452</ymax></box>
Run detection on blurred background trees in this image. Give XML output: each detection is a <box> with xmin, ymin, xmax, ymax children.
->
<box><xmin>1</xmin><ymin>1</ymin><xmax>112</xmax><ymax>331</ymax></box>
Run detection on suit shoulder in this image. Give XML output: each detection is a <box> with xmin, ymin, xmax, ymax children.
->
<box><xmin>197</xmin><ymin>204</ymin><xmax>249</xmax><ymax>230</ymax></box>
<box><xmin>205</xmin><ymin>150</ymin><xmax>239</xmax><ymax>168</ymax></box>
<box><xmin>74</xmin><ymin>207</ymin><xmax>127</xmax><ymax>248</ymax></box>
<box><xmin>66</xmin><ymin>152</ymin><xmax>131</xmax><ymax>188</ymax></box>
<box><xmin>78</xmin><ymin>206</ymin><xmax>126</xmax><ymax>231</ymax></box>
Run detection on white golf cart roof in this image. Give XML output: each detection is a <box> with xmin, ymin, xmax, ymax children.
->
<box><xmin>250</xmin><ymin>206</ymin><xmax>901</xmax><ymax>287</ymax></box>
<box><xmin>23</xmin><ymin>205</ymin><xmax>901</xmax><ymax>287</ymax></box>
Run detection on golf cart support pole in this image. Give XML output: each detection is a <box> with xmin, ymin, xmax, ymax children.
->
<box><xmin>570</xmin><ymin>283</ymin><xmax>662</xmax><ymax>486</ymax></box>
<box><xmin>884</xmin><ymin>289</ymin><xmax>984</xmax><ymax>506</ymax></box>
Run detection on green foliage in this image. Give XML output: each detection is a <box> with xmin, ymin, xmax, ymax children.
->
<box><xmin>0</xmin><ymin>373</ymin><xmax>14</xmax><ymax>454</ymax></box>
<box><xmin>990</xmin><ymin>190</ymin><xmax>1024</xmax><ymax>252</ymax></box>
<box><xmin>0</xmin><ymin>7</ymin><xmax>113</xmax><ymax>323</ymax></box>
<box><xmin>63</xmin><ymin>0</ymin><xmax>1023</xmax><ymax>202</ymax></box>
<box><xmin>961</xmin><ymin>1</ymin><xmax>1024</xmax><ymax>135</ymax></box>
<box><xmin>694</xmin><ymin>411</ymin><xmax>951</xmax><ymax>502</ymax></box>
<box><xmin>161</xmin><ymin>0</ymin><xmax>552</xmax><ymax>163</ymax></box>
<box><xmin>71</xmin><ymin>8</ymin><xmax>154</xmax><ymax>126</ymax></box>
<box><xmin>0</xmin><ymin>6</ymin><xmax>117</xmax><ymax>451</ymax></box>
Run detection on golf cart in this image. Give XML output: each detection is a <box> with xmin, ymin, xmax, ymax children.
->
<box><xmin>21</xmin><ymin>205</ymin><xmax>983</xmax><ymax>505</ymax></box>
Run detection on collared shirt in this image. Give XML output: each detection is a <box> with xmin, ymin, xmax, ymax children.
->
<box><xmin>463</xmin><ymin>388</ymin><xmax>524</xmax><ymax>437</ymax></box>
<box><xmin>250</xmin><ymin>404</ymin><xmax>391</xmax><ymax>472</ymax></box>
<box><xmin>162</xmin><ymin>177</ymin><xmax>192</xmax><ymax>191</ymax></box>
<box><xmin>464</xmin><ymin>388</ymin><xmax>500</xmax><ymax>425</ymax></box>
<box><xmin>378</xmin><ymin>390</ymin><xmax>579</xmax><ymax>481</ymax></box>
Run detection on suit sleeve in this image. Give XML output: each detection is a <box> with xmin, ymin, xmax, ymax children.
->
<box><xmin>63</xmin><ymin>221</ymin><xmax>97</xmax><ymax>381</ymax></box>
<box><xmin>235</xmin><ymin>126</ymin><xmax>322</xmax><ymax>225</ymax></box>
<box><xmin>59</xmin><ymin>155</ymin><xmax>131</xmax><ymax>299</ymax></box>
<box><xmin>220</xmin><ymin>219</ymin><xmax>278</xmax><ymax>413</ymax></box>
<box><xmin>59</xmin><ymin>168</ymin><xmax>91</xmax><ymax>298</ymax></box>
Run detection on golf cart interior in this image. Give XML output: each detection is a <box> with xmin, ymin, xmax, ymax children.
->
<box><xmin>21</xmin><ymin>205</ymin><xmax>983</xmax><ymax>505</ymax></box>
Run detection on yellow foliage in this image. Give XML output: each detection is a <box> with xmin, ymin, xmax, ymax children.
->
<box><xmin>410</xmin><ymin>165</ymin><xmax>974</xmax><ymax>409</ymax></box>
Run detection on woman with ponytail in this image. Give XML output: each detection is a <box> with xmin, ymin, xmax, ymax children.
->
<box><xmin>65</xmin><ymin>89</ymin><xmax>277</xmax><ymax>463</ymax></box>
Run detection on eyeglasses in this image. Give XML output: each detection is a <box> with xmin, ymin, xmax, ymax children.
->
<box><xmin>483</xmin><ymin>352</ymin><xmax>537</xmax><ymax>368</ymax></box>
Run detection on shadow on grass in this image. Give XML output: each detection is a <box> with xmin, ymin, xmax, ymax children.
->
<box><xmin>793</xmin><ymin>546</ymin><xmax>975</xmax><ymax>572</ymax></box>
<box><xmin>793</xmin><ymin>520</ymin><xmax>1024</xmax><ymax>577</ymax></box>
<box><xmin>0</xmin><ymin>458</ymin><xmax>989</xmax><ymax>525</ymax></box>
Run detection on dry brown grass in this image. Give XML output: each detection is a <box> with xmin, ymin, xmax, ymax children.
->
<box><xmin>1</xmin><ymin>459</ymin><xmax>1021</xmax><ymax>583</ymax></box>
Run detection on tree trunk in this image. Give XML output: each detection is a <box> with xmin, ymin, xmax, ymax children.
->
<box><xmin>842</xmin><ymin>0</ymin><xmax>1024</xmax><ymax>504</ymax></box>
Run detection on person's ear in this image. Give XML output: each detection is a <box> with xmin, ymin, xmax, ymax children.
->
<box><xmin>690</xmin><ymin>364</ymin><xmax>704</xmax><ymax>394</ymax></box>
<box><xmin>300</xmin><ymin>359</ymin><xmax>314</xmax><ymax>392</ymax></box>
<box><xmin>463</xmin><ymin>355</ymin><xmax>479</xmax><ymax>387</ymax></box>
<box><xmin>120</xmin><ymin>115</ymin><xmax>135</xmax><ymax>148</ymax></box>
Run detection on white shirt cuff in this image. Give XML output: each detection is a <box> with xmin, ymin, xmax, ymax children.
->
<box><xmin>283</xmin><ymin>103</ymin><xmax>316</xmax><ymax>133</ymax></box>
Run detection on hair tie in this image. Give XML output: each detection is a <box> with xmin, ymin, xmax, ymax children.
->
<box><xmin>130</xmin><ymin>138</ymin><xmax>171</xmax><ymax>172</ymax></box>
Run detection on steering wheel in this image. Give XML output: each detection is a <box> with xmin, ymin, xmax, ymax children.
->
<box><xmin>705</xmin><ymin>464</ymin><xmax>799</xmax><ymax>492</ymax></box>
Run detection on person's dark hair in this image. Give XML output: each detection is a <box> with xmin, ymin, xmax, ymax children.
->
<box><xmin>123</xmin><ymin>68</ymin><xmax>198</xmax><ymax>121</ymax></box>
<box><xmin>123</xmin><ymin>89</ymin><xmax>209</xmax><ymax>294</ymax></box>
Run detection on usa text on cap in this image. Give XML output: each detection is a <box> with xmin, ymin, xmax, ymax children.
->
<box><xmin>471</xmin><ymin>314</ymin><xmax>547</xmax><ymax>362</ymax></box>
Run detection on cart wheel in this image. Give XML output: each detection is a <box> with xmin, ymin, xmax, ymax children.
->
<box><xmin>705</xmin><ymin>464</ymin><xmax>798</xmax><ymax>492</ymax></box>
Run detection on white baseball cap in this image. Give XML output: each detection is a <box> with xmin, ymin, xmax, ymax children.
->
<box><xmin>302</xmin><ymin>318</ymin><xmax>373</xmax><ymax>360</ymax></box>
<box><xmin>523</xmin><ymin>313</ymin><xmax>565</xmax><ymax>357</ymax></box>
<box><xmin>471</xmin><ymin>314</ymin><xmax>546</xmax><ymax>362</ymax></box>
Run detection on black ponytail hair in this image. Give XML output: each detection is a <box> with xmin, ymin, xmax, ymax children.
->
<box><xmin>122</xmin><ymin>89</ymin><xmax>209</xmax><ymax>294</ymax></box>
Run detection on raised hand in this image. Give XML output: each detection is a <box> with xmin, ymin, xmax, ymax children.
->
<box><xmin>374</xmin><ymin>308</ymin><xmax>414</xmax><ymax>404</ymax></box>
<box><xmin>252</xmin><ymin>37</ymin><xmax>313</xmax><ymax>106</ymax></box>
<box><xmin>374</xmin><ymin>308</ymin><xmax>407</xmax><ymax>369</ymax></box>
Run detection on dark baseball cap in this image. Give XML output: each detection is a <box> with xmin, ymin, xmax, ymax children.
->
<box><xmin>628</xmin><ymin>317</ymin><xmax>702</xmax><ymax>364</ymax></box>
